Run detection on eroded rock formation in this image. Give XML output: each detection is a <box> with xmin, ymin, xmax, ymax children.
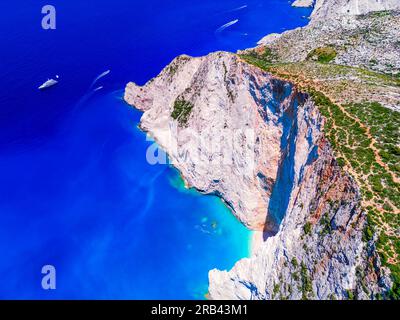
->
<box><xmin>124</xmin><ymin>52</ymin><xmax>386</xmax><ymax>299</ymax></box>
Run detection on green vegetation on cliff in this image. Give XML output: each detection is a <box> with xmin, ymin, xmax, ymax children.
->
<box><xmin>240</xmin><ymin>47</ymin><xmax>400</xmax><ymax>299</ymax></box>
<box><xmin>171</xmin><ymin>98</ymin><xmax>194</xmax><ymax>126</ymax></box>
<box><xmin>306</xmin><ymin>46</ymin><xmax>337</xmax><ymax>64</ymax></box>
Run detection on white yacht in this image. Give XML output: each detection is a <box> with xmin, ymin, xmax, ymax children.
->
<box><xmin>38</xmin><ymin>75</ymin><xmax>59</xmax><ymax>90</ymax></box>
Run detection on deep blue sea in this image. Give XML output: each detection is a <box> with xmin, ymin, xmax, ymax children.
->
<box><xmin>0</xmin><ymin>1</ymin><xmax>310</xmax><ymax>299</ymax></box>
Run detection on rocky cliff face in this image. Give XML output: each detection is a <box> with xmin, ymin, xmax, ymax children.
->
<box><xmin>292</xmin><ymin>0</ymin><xmax>314</xmax><ymax>8</ymax></box>
<box><xmin>126</xmin><ymin>52</ymin><xmax>314</xmax><ymax>232</ymax></box>
<box><xmin>209</xmin><ymin>121</ymin><xmax>377</xmax><ymax>300</ymax></box>
<box><xmin>124</xmin><ymin>52</ymin><xmax>385</xmax><ymax>299</ymax></box>
<box><xmin>295</xmin><ymin>0</ymin><xmax>400</xmax><ymax>20</ymax></box>
<box><xmin>256</xmin><ymin>4</ymin><xmax>400</xmax><ymax>74</ymax></box>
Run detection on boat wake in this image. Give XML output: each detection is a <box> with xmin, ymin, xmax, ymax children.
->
<box><xmin>90</xmin><ymin>70</ymin><xmax>111</xmax><ymax>88</ymax></box>
<box><xmin>229</xmin><ymin>4</ymin><xmax>247</xmax><ymax>12</ymax></box>
<box><xmin>72</xmin><ymin>71</ymin><xmax>111</xmax><ymax>113</ymax></box>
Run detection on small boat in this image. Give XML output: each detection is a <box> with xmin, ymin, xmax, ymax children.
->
<box><xmin>38</xmin><ymin>75</ymin><xmax>59</xmax><ymax>90</ymax></box>
<box><xmin>216</xmin><ymin>19</ymin><xmax>239</xmax><ymax>33</ymax></box>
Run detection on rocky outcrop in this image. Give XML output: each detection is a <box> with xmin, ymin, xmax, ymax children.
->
<box><xmin>253</xmin><ymin>4</ymin><xmax>400</xmax><ymax>74</ymax></box>
<box><xmin>311</xmin><ymin>0</ymin><xmax>400</xmax><ymax>20</ymax></box>
<box><xmin>257</xmin><ymin>33</ymin><xmax>282</xmax><ymax>46</ymax></box>
<box><xmin>124</xmin><ymin>52</ymin><xmax>384</xmax><ymax>299</ymax></box>
<box><xmin>292</xmin><ymin>0</ymin><xmax>315</xmax><ymax>8</ymax></box>
<box><xmin>209</xmin><ymin>125</ymin><xmax>375</xmax><ymax>300</ymax></box>
<box><xmin>125</xmin><ymin>52</ymin><xmax>310</xmax><ymax>232</ymax></box>
<box><xmin>291</xmin><ymin>0</ymin><xmax>400</xmax><ymax>18</ymax></box>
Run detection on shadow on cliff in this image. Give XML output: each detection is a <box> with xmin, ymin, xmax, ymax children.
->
<box><xmin>262</xmin><ymin>82</ymin><xmax>307</xmax><ymax>241</ymax></box>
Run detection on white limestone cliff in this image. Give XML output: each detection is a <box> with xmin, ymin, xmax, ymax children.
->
<box><xmin>311</xmin><ymin>0</ymin><xmax>400</xmax><ymax>20</ymax></box>
<box><xmin>122</xmin><ymin>0</ymin><xmax>399</xmax><ymax>301</ymax></box>
<box><xmin>292</xmin><ymin>0</ymin><xmax>315</xmax><ymax>8</ymax></box>
<box><xmin>124</xmin><ymin>52</ymin><xmax>387</xmax><ymax>299</ymax></box>
<box><xmin>253</xmin><ymin>1</ymin><xmax>400</xmax><ymax>74</ymax></box>
<box><xmin>125</xmin><ymin>52</ymin><xmax>300</xmax><ymax>231</ymax></box>
<box><xmin>292</xmin><ymin>0</ymin><xmax>400</xmax><ymax>20</ymax></box>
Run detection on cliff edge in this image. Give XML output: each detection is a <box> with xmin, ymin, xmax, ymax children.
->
<box><xmin>124</xmin><ymin>0</ymin><xmax>400</xmax><ymax>300</ymax></box>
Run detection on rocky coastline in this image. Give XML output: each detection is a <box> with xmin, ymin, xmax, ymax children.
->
<box><xmin>124</xmin><ymin>0</ymin><xmax>400</xmax><ymax>299</ymax></box>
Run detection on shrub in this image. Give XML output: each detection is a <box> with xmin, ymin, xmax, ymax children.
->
<box><xmin>346</xmin><ymin>290</ymin><xmax>355</xmax><ymax>300</ymax></box>
<box><xmin>171</xmin><ymin>98</ymin><xmax>194</xmax><ymax>126</ymax></box>
<box><xmin>303</xmin><ymin>222</ymin><xmax>312</xmax><ymax>235</ymax></box>
<box><xmin>307</xmin><ymin>46</ymin><xmax>337</xmax><ymax>63</ymax></box>
<box><xmin>300</xmin><ymin>262</ymin><xmax>313</xmax><ymax>299</ymax></box>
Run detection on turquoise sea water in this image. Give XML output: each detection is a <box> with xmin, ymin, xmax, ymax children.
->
<box><xmin>0</xmin><ymin>1</ymin><xmax>311</xmax><ymax>299</ymax></box>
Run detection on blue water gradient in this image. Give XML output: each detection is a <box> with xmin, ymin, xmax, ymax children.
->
<box><xmin>0</xmin><ymin>1</ymin><xmax>310</xmax><ymax>299</ymax></box>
